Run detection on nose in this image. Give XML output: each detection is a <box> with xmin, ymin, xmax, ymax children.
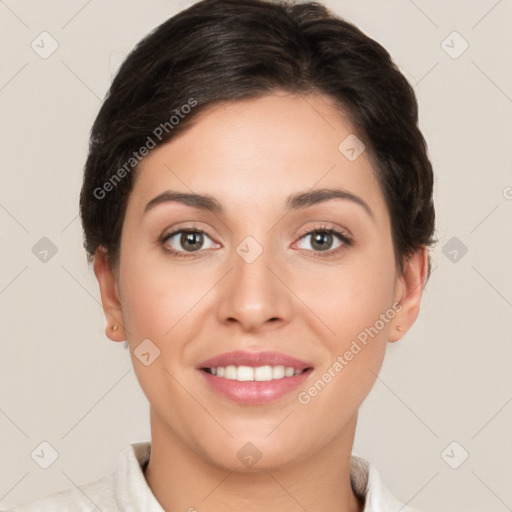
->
<box><xmin>215</xmin><ymin>241</ymin><xmax>293</xmax><ymax>333</ymax></box>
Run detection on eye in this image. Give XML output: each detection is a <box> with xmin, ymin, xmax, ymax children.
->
<box><xmin>161</xmin><ymin>229</ymin><xmax>218</xmax><ymax>257</ymax></box>
<box><xmin>296</xmin><ymin>225</ymin><xmax>352</xmax><ymax>257</ymax></box>
<box><xmin>160</xmin><ymin>225</ymin><xmax>352</xmax><ymax>259</ymax></box>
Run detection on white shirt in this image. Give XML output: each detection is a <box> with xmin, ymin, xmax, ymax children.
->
<box><xmin>10</xmin><ymin>442</ymin><xmax>421</xmax><ymax>511</ymax></box>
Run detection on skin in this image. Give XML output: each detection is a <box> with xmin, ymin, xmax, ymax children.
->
<box><xmin>94</xmin><ymin>92</ymin><xmax>428</xmax><ymax>512</ymax></box>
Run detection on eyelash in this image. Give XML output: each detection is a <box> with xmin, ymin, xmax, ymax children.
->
<box><xmin>160</xmin><ymin>224</ymin><xmax>353</xmax><ymax>259</ymax></box>
<box><xmin>300</xmin><ymin>225</ymin><xmax>353</xmax><ymax>258</ymax></box>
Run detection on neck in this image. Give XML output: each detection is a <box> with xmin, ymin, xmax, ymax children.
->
<box><xmin>144</xmin><ymin>409</ymin><xmax>365</xmax><ymax>512</ymax></box>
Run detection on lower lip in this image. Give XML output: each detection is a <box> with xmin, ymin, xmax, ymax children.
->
<box><xmin>198</xmin><ymin>369</ymin><xmax>313</xmax><ymax>405</ymax></box>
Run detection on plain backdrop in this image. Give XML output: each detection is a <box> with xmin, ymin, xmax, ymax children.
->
<box><xmin>1</xmin><ymin>0</ymin><xmax>511</xmax><ymax>510</ymax></box>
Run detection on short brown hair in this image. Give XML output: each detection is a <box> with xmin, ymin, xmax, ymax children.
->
<box><xmin>80</xmin><ymin>0</ymin><xmax>436</xmax><ymax>277</ymax></box>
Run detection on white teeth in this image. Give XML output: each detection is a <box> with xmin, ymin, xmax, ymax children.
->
<box><xmin>284</xmin><ymin>367</ymin><xmax>295</xmax><ymax>377</ymax></box>
<box><xmin>237</xmin><ymin>366</ymin><xmax>255</xmax><ymax>381</ymax></box>
<box><xmin>254</xmin><ymin>365</ymin><xmax>272</xmax><ymax>381</ymax></box>
<box><xmin>225</xmin><ymin>365</ymin><xmax>237</xmax><ymax>379</ymax></box>
<box><xmin>272</xmin><ymin>365</ymin><xmax>285</xmax><ymax>379</ymax></box>
<box><xmin>206</xmin><ymin>365</ymin><xmax>305</xmax><ymax>381</ymax></box>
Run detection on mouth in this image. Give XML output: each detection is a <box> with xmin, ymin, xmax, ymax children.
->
<box><xmin>201</xmin><ymin>365</ymin><xmax>313</xmax><ymax>381</ymax></box>
<box><xmin>196</xmin><ymin>350</ymin><xmax>314</xmax><ymax>405</ymax></box>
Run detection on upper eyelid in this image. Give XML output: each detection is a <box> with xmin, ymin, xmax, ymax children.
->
<box><xmin>161</xmin><ymin>226</ymin><xmax>215</xmax><ymax>242</ymax></box>
<box><xmin>298</xmin><ymin>224</ymin><xmax>351</xmax><ymax>238</ymax></box>
<box><xmin>161</xmin><ymin>223</ymin><xmax>349</xmax><ymax>238</ymax></box>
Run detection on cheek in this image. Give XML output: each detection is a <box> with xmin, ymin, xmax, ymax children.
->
<box><xmin>118</xmin><ymin>253</ymin><xmax>197</xmax><ymax>410</ymax></box>
<box><xmin>118</xmin><ymin>250</ymin><xmax>179</xmax><ymax>343</ymax></box>
<box><xmin>294</xmin><ymin>244</ymin><xmax>396</xmax><ymax>397</ymax></box>
<box><xmin>118</xmin><ymin>251</ymin><xmax>219</xmax><ymax>374</ymax></box>
<box><xmin>295</xmin><ymin>267</ymin><xmax>394</xmax><ymax>425</ymax></box>
<box><xmin>299</xmin><ymin>251</ymin><xmax>396</xmax><ymax>342</ymax></box>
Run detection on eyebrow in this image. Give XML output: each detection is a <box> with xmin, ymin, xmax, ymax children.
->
<box><xmin>143</xmin><ymin>188</ymin><xmax>374</xmax><ymax>220</ymax></box>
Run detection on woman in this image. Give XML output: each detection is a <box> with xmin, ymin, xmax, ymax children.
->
<box><xmin>12</xmin><ymin>0</ymin><xmax>436</xmax><ymax>510</ymax></box>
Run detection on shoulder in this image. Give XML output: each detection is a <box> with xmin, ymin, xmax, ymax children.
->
<box><xmin>350</xmin><ymin>455</ymin><xmax>423</xmax><ymax>512</ymax></box>
<box><xmin>8</xmin><ymin>474</ymin><xmax>116</xmax><ymax>511</ymax></box>
<box><xmin>8</xmin><ymin>442</ymin><xmax>155</xmax><ymax>512</ymax></box>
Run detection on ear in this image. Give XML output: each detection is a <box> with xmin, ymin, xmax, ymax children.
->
<box><xmin>388</xmin><ymin>246</ymin><xmax>429</xmax><ymax>343</ymax></box>
<box><xmin>93</xmin><ymin>247</ymin><xmax>126</xmax><ymax>342</ymax></box>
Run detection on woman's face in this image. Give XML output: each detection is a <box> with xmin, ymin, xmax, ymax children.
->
<box><xmin>108</xmin><ymin>93</ymin><xmax>408</xmax><ymax>469</ymax></box>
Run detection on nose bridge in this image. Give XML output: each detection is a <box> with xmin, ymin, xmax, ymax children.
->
<box><xmin>216</xmin><ymin>234</ymin><xmax>291</xmax><ymax>330</ymax></box>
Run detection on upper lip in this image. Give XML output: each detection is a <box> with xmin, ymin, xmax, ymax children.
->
<box><xmin>197</xmin><ymin>350</ymin><xmax>313</xmax><ymax>370</ymax></box>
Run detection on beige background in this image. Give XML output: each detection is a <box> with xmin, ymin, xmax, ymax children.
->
<box><xmin>1</xmin><ymin>0</ymin><xmax>511</xmax><ymax>510</ymax></box>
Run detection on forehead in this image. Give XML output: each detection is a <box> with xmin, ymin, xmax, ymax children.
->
<box><xmin>127</xmin><ymin>93</ymin><xmax>388</xmax><ymax>222</ymax></box>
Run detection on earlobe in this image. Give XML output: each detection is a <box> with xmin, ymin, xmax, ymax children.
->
<box><xmin>93</xmin><ymin>247</ymin><xmax>126</xmax><ymax>342</ymax></box>
<box><xmin>388</xmin><ymin>247</ymin><xmax>429</xmax><ymax>343</ymax></box>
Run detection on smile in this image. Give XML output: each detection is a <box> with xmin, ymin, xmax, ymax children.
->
<box><xmin>196</xmin><ymin>350</ymin><xmax>314</xmax><ymax>404</ymax></box>
<box><xmin>203</xmin><ymin>365</ymin><xmax>308</xmax><ymax>381</ymax></box>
